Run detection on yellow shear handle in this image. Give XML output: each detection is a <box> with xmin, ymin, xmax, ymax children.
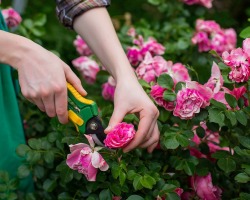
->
<box><xmin>67</xmin><ymin>82</ymin><xmax>94</xmax><ymax>105</ymax></box>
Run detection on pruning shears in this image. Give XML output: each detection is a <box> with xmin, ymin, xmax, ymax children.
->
<box><xmin>67</xmin><ymin>82</ymin><xmax>106</xmax><ymax>146</ymax></box>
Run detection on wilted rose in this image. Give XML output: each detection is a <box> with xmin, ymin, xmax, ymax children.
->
<box><xmin>66</xmin><ymin>135</ymin><xmax>109</xmax><ymax>181</ymax></box>
<box><xmin>104</xmin><ymin>122</ymin><xmax>136</xmax><ymax>148</ymax></box>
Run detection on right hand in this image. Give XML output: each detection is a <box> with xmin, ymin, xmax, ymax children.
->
<box><xmin>11</xmin><ymin>38</ymin><xmax>86</xmax><ymax>124</ymax></box>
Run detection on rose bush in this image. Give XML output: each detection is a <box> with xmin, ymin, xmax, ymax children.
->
<box><xmin>1</xmin><ymin>0</ymin><xmax>250</xmax><ymax>200</ymax></box>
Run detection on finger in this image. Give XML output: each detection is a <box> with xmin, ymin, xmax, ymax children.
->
<box><xmin>33</xmin><ymin>98</ymin><xmax>45</xmax><ymax>112</ymax></box>
<box><xmin>140</xmin><ymin>125</ymin><xmax>160</xmax><ymax>150</ymax></box>
<box><xmin>64</xmin><ymin>66</ymin><xmax>87</xmax><ymax>96</ymax></box>
<box><xmin>42</xmin><ymin>94</ymin><xmax>56</xmax><ymax>118</ymax></box>
<box><xmin>55</xmin><ymin>85</ymin><xmax>68</xmax><ymax>124</ymax></box>
<box><xmin>123</xmin><ymin>109</ymin><xmax>157</xmax><ymax>153</ymax></box>
<box><xmin>105</xmin><ymin>106</ymin><xmax>126</xmax><ymax>133</ymax></box>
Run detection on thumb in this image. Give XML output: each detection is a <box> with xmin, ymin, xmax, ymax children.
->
<box><xmin>105</xmin><ymin>107</ymin><xmax>126</xmax><ymax>134</ymax></box>
<box><xmin>65</xmin><ymin>66</ymin><xmax>87</xmax><ymax>96</ymax></box>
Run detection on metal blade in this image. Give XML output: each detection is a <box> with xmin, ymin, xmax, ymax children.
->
<box><xmin>86</xmin><ymin>116</ymin><xmax>106</xmax><ymax>146</ymax></box>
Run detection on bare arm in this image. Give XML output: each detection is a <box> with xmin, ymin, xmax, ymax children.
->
<box><xmin>73</xmin><ymin>8</ymin><xmax>160</xmax><ymax>153</ymax></box>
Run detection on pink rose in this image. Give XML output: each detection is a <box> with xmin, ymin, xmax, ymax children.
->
<box><xmin>150</xmin><ymin>85</ymin><xmax>175</xmax><ymax>111</ymax></box>
<box><xmin>183</xmin><ymin>0</ymin><xmax>213</xmax><ymax>8</ymax></box>
<box><xmin>127</xmin><ymin>27</ymin><xmax>136</xmax><ymax>37</ymax></box>
<box><xmin>72</xmin><ymin>56</ymin><xmax>100</xmax><ymax>84</ymax></box>
<box><xmin>191</xmin><ymin>173</ymin><xmax>222</xmax><ymax>200</ymax></box>
<box><xmin>165</xmin><ymin>62</ymin><xmax>191</xmax><ymax>84</ymax></box>
<box><xmin>66</xmin><ymin>135</ymin><xmax>109</xmax><ymax>181</ymax></box>
<box><xmin>104</xmin><ymin>122</ymin><xmax>136</xmax><ymax>148</ymax></box>
<box><xmin>73</xmin><ymin>35</ymin><xmax>92</xmax><ymax>56</ymax></box>
<box><xmin>205</xmin><ymin>62</ymin><xmax>223</xmax><ymax>93</ymax></box>
<box><xmin>231</xmin><ymin>86</ymin><xmax>249</xmax><ymax>106</ymax></box>
<box><xmin>2</xmin><ymin>8</ymin><xmax>22</xmax><ymax>28</ymax></box>
<box><xmin>142</xmin><ymin>37</ymin><xmax>165</xmax><ymax>56</ymax></box>
<box><xmin>174</xmin><ymin>188</ymin><xmax>184</xmax><ymax>196</ymax></box>
<box><xmin>102</xmin><ymin>76</ymin><xmax>116</xmax><ymax>101</ymax></box>
<box><xmin>113</xmin><ymin>197</ymin><xmax>122</xmax><ymax>200</ymax></box>
<box><xmin>192</xmin><ymin>32</ymin><xmax>211</xmax><ymax>52</ymax></box>
<box><xmin>136</xmin><ymin>52</ymin><xmax>168</xmax><ymax>83</ymax></box>
<box><xmin>127</xmin><ymin>46</ymin><xmax>144</xmax><ymax>66</ymax></box>
<box><xmin>243</xmin><ymin>38</ymin><xmax>250</xmax><ymax>58</ymax></box>
<box><xmin>173</xmin><ymin>81</ymin><xmax>213</xmax><ymax>119</ymax></box>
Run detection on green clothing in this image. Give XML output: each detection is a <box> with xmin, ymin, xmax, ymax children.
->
<box><xmin>0</xmin><ymin>11</ymin><xmax>33</xmax><ymax>192</ymax></box>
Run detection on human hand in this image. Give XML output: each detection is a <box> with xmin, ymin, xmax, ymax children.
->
<box><xmin>104</xmin><ymin>76</ymin><xmax>160</xmax><ymax>153</ymax></box>
<box><xmin>11</xmin><ymin>37</ymin><xmax>86</xmax><ymax>124</ymax></box>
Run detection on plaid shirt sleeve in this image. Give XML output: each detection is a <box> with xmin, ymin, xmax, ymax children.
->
<box><xmin>56</xmin><ymin>0</ymin><xmax>111</xmax><ymax>29</ymax></box>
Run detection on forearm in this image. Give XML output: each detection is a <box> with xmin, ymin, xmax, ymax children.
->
<box><xmin>0</xmin><ymin>30</ymin><xmax>32</xmax><ymax>68</ymax></box>
<box><xmin>73</xmin><ymin>8</ymin><xmax>136</xmax><ymax>83</ymax></box>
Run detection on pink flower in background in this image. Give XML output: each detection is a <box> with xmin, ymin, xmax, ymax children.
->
<box><xmin>174</xmin><ymin>188</ymin><xmax>184</xmax><ymax>196</ymax></box>
<box><xmin>112</xmin><ymin>197</ymin><xmax>122</xmax><ymax>200</ymax></box>
<box><xmin>183</xmin><ymin>0</ymin><xmax>213</xmax><ymax>8</ymax></box>
<box><xmin>66</xmin><ymin>135</ymin><xmax>109</xmax><ymax>181</ymax></box>
<box><xmin>102</xmin><ymin>76</ymin><xmax>116</xmax><ymax>101</ymax></box>
<box><xmin>127</xmin><ymin>27</ymin><xmax>136</xmax><ymax>37</ymax></box>
<box><xmin>243</xmin><ymin>38</ymin><xmax>250</xmax><ymax>58</ymax></box>
<box><xmin>205</xmin><ymin>62</ymin><xmax>223</xmax><ymax>93</ymax></box>
<box><xmin>173</xmin><ymin>81</ymin><xmax>213</xmax><ymax>119</ymax></box>
<box><xmin>192</xmin><ymin>19</ymin><xmax>236</xmax><ymax>55</ymax></box>
<box><xmin>72</xmin><ymin>56</ymin><xmax>100</xmax><ymax>84</ymax></box>
<box><xmin>191</xmin><ymin>173</ymin><xmax>222</xmax><ymax>200</ymax></box>
<box><xmin>127</xmin><ymin>35</ymin><xmax>165</xmax><ymax>66</ymax></box>
<box><xmin>231</xmin><ymin>86</ymin><xmax>249</xmax><ymax>106</ymax></box>
<box><xmin>2</xmin><ymin>8</ymin><xmax>22</xmax><ymax>28</ymax></box>
<box><xmin>165</xmin><ymin>62</ymin><xmax>191</xmax><ymax>84</ymax></box>
<box><xmin>104</xmin><ymin>122</ymin><xmax>136</xmax><ymax>148</ymax></box>
<box><xmin>127</xmin><ymin>47</ymin><xmax>144</xmax><ymax>66</ymax></box>
<box><xmin>73</xmin><ymin>35</ymin><xmax>92</xmax><ymax>56</ymax></box>
<box><xmin>150</xmin><ymin>85</ymin><xmax>175</xmax><ymax>111</ymax></box>
<box><xmin>136</xmin><ymin>52</ymin><xmax>168</xmax><ymax>83</ymax></box>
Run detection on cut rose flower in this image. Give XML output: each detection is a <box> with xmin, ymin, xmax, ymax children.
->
<box><xmin>104</xmin><ymin>122</ymin><xmax>136</xmax><ymax>148</ymax></box>
<box><xmin>66</xmin><ymin>135</ymin><xmax>109</xmax><ymax>181</ymax></box>
<box><xmin>2</xmin><ymin>8</ymin><xmax>22</xmax><ymax>28</ymax></box>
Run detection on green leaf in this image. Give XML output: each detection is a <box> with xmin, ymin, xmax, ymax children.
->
<box><xmin>43</xmin><ymin>179</ymin><xmax>56</xmax><ymax>192</ymax></box>
<box><xmin>47</xmin><ymin>132</ymin><xmax>59</xmax><ymax>143</ymax></box>
<box><xmin>23</xmin><ymin>19</ymin><xmax>33</xmax><ymax>29</ymax></box>
<box><xmin>163</xmin><ymin>136</ymin><xmax>179</xmax><ymax>149</ymax></box>
<box><xmin>183</xmin><ymin>161</ymin><xmax>195</xmax><ymax>176</ymax></box>
<box><xmin>239</xmin><ymin>193</ymin><xmax>250</xmax><ymax>199</ymax></box>
<box><xmin>126</xmin><ymin>195</ymin><xmax>144</xmax><ymax>200</ymax></box>
<box><xmin>210</xmin><ymin>99</ymin><xmax>227</xmax><ymax>110</ymax></box>
<box><xmin>225</xmin><ymin>111</ymin><xmax>237</xmax><ymax>126</ymax></box>
<box><xmin>157</xmin><ymin>74</ymin><xmax>174</xmax><ymax>90</ymax></box>
<box><xmin>16</xmin><ymin>144</ymin><xmax>31</xmax><ymax>157</ymax></box>
<box><xmin>133</xmin><ymin>175</ymin><xmax>143</xmax><ymax>191</ymax></box>
<box><xmin>33</xmin><ymin>14</ymin><xmax>47</xmax><ymax>26</ymax></box>
<box><xmin>176</xmin><ymin>134</ymin><xmax>189</xmax><ymax>147</ymax></box>
<box><xmin>175</xmin><ymin>82</ymin><xmax>185</xmax><ymax>93</ymax></box>
<box><xmin>218</xmin><ymin>62</ymin><xmax>230</xmax><ymax>70</ymax></box>
<box><xmin>163</xmin><ymin>91</ymin><xmax>176</xmax><ymax>101</ymax></box>
<box><xmin>34</xmin><ymin>165</ymin><xmax>45</xmax><ymax>179</ymax></box>
<box><xmin>211</xmin><ymin>150</ymin><xmax>230</xmax><ymax>159</ymax></box>
<box><xmin>28</xmin><ymin>138</ymin><xmax>41</xmax><ymax>150</ymax></box>
<box><xmin>0</xmin><ymin>171</ymin><xmax>9</xmax><ymax>182</ymax></box>
<box><xmin>217</xmin><ymin>158</ymin><xmax>236</xmax><ymax>173</ymax></box>
<box><xmin>240</xmin><ymin>26</ymin><xmax>250</xmax><ymax>38</ymax></box>
<box><xmin>225</xmin><ymin>93</ymin><xmax>238</xmax><ymax>108</ymax></box>
<box><xmin>61</xmin><ymin>168</ymin><xmax>74</xmax><ymax>183</ymax></box>
<box><xmin>99</xmin><ymin>189</ymin><xmax>112</xmax><ymax>200</ymax></box>
<box><xmin>235</xmin><ymin>173</ymin><xmax>250</xmax><ymax>183</ymax></box>
<box><xmin>235</xmin><ymin>110</ymin><xmax>247</xmax><ymax>126</ymax></box>
<box><xmin>238</xmin><ymin>136</ymin><xmax>250</xmax><ymax>149</ymax></box>
<box><xmin>119</xmin><ymin>171</ymin><xmax>126</xmax><ymax>186</ymax></box>
<box><xmin>58</xmin><ymin>192</ymin><xmax>73</xmax><ymax>200</ymax></box>
<box><xmin>209</xmin><ymin>50</ymin><xmax>222</xmax><ymax>61</ymax></box>
<box><xmin>147</xmin><ymin>0</ymin><xmax>162</xmax><ymax>5</ymax></box>
<box><xmin>17</xmin><ymin>165</ymin><xmax>30</xmax><ymax>178</ymax></box>
<box><xmin>140</xmin><ymin>175</ymin><xmax>156</xmax><ymax>189</ymax></box>
<box><xmin>166</xmin><ymin>192</ymin><xmax>181</xmax><ymax>200</ymax></box>
<box><xmin>111</xmin><ymin>164</ymin><xmax>120</xmax><ymax>179</ymax></box>
<box><xmin>208</xmin><ymin>108</ymin><xmax>225</xmax><ymax>127</ymax></box>
<box><xmin>196</xmin><ymin>126</ymin><xmax>206</xmax><ymax>138</ymax></box>
<box><xmin>6</xmin><ymin>193</ymin><xmax>17</xmax><ymax>200</ymax></box>
<box><xmin>110</xmin><ymin>183</ymin><xmax>121</xmax><ymax>196</ymax></box>
<box><xmin>127</xmin><ymin>170</ymin><xmax>137</xmax><ymax>180</ymax></box>
<box><xmin>44</xmin><ymin>151</ymin><xmax>55</xmax><ymax>164</ymax></box>
<box><xmin>138</xmin><ymin>79</ymin><xmax>151</xmax><ymax>89</ymax></box>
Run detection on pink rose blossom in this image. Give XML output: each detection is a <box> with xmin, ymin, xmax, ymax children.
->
<box><xmin>113</xmin><ymin>197</ymin><xmax>122</xmax><ymax>200</ymax></box>
<box><xmin>66</xmin><ymin>135</ymin><xmax>109</xmax><ymax>181</ymax></box>
<box><xmin>192</xmin><ymin>19</ymin><xmax>236</xmax><ymax>55</ymax></box>
<box><xmin>142</xmin><ymin>37</ymin><xmax>165</xmax><ymax>56</ymax></box>
<box><xmin>127</xmin><ymin>27</ymin><xmax>136</xmax><ymax>37</ymax></box>
<box><xmin>183</xmin><ymin>0</ymin><xmax>213</xmax><ymax>8</ymax></box>
<box><xmin>173</xmin><ymin>81</ymin><xmax>213</xmax><ymax>119</ymax></box>
<box><xmin>72</xmin><ymin>56</ymin><xmax>100</xmax><ymax>84</ymax></box>
<box><xmin>104</xmin><ymin>122</ymin><xmax>136</xmax><ymax>149</ymax></box>
<box><xmin>243</xmin><ymin>38</ymin><xmax>250</xmax><ymax>58</ymax></box>
<box><xmin>165</xmin><ymin>62</ymin><xmax>191</xmax><ymax>84</ymax></box>
<box><xmin>73</xmin><ymin>35</ymin><xmax>92</xmax><ymax>56</ymax></box>
<box><xmin>150</xmin><ymin>85</ymin><xmax>175</xmax><ymax>111</ymax></box>
<box><xmin>102</xmin><ymin>76</ymin><xmax>116</xmax><ymax>101</ymax></box>
<box><xmin>127</xmin><ymin>46</ymin><xmax>144</xmax><ymax>66</ymax></box>
<box><xmin>191</xmin><ymin>173</ymin><xmax>222</xmax><ymax>200</ymax></box>
<box><xmin>205</xmin><ymin>62</ymin><xmax>223</xmax><ymax>93</ymax></box>
<box><xmin>2</xmin><ymin>8</ymin><xmax>22</xmax><ymax>28</ymax></box>
<box><xmin>231</xmin><ymin>86</ymin><xmax>249</xmax><ymax>106</ymax></box>
<box><xmin>136</xmin><ymin>52</ymin><xmax>168</xmax><ymax>83</ymax></box>
<box><xmin>174</xmin><ymin>188</ymin><xmax>184</xmax><ymax>196</ymax></box>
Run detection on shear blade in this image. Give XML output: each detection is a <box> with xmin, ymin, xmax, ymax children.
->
<box><xmin>86</xmin><ymin>116</ymin><xmax>106</xmax><ymax>146</ymax></box>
